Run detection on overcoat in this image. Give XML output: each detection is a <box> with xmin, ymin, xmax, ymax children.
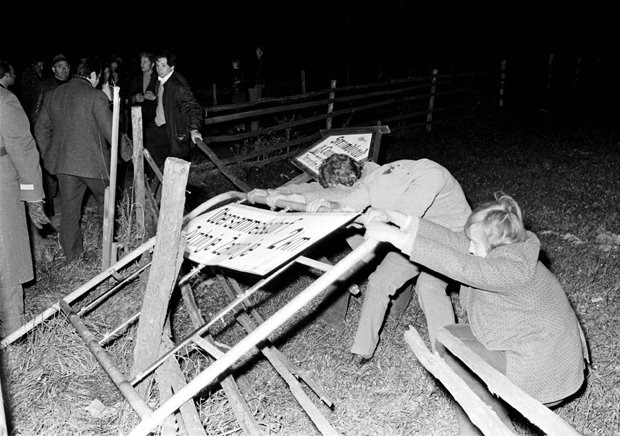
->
<box><xmin>404</xmin><ymin>218</ymin><xmax>588</xmax><ymax>403</ymax></box>
<box><xmin>34</xmin><ymin>77</ymin><xmax>112</xmax><ymax>180</ymax></box>
<box><xmin>0</xmin><ymin>87</ymin><xmax>45</xmax><ymax>285</ymax></box>
<box><xmin>157</xmin><ymin>71</ymin><xmax>203</xmax><ymax>158</ymax></box>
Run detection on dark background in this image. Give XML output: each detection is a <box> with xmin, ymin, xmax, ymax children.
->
<box><xmin>4</xmin><ymin>2</ymin><xmax>617</xmax><ymax>96</ymax></box>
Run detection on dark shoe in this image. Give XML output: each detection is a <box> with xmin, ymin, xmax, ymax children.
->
<box><xmin>352</xmin><ymin>354</ymin><xmax>372</xmax><ymax>366</ymax></box>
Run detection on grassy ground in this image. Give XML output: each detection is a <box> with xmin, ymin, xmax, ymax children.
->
<box><xmin>2</xmin><ymin>109</ymin><xmax>619</xmax><ymax>435</ymax></box>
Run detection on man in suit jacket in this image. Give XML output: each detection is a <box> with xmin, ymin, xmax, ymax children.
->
<box><xmin>154</xmin><ymin>51</ymin><xmax>203</xmax><ymax>162</ymax></box>
<box><xmin>34</xmin><ymin>57</ymin><xmax>112</xmax><ymax>261</ymax></box>
<box><xmin>0</xmin><ymin>60</ymin><xmax>50</xmax><ymax>337</ymax></box>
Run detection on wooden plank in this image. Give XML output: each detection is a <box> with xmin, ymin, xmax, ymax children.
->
<box><xmin>403</xmin><ymin>326</ymin><xmax>515</xmax><ymax>436</ymax></box>
<box><xmin>130</xmin><ymin>158</ymin><xmax>190</xmax><ymax>399</ymax></box>
<box><xmin>436</xmin><ymin>328</ymin><xmax>582</xmax><ymax>436</ymax></box>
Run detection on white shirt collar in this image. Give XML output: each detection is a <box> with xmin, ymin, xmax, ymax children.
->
<box><xmin>158</xmin><ymin>69</ymin><xmax>174</xmax><ymax>85</ymax></box>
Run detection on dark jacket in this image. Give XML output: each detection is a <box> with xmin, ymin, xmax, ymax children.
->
<box><xmin>158</xmin><ymin>71</ymin><xmax>203</xmax><ymax>158</ymax></box>
<box><xmin>30</xmin><ymin>76</ymin><xmax>68</xmax><ymax>123</ymax></box>
<box><xmin>128</xmin><ymin>70</ymin><xmax>158</xmax><ymax>125</ymax></box>
<box><xmin>34</xmin><ymin>77</ymin><xmax>113</xmax><ymax>180</ymax></box>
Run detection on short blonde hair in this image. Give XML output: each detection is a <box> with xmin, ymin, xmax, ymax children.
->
<box><xmin>465</xmin><ymin>192</ymin><xmax>527</xmax><ymax>249</ymax></box>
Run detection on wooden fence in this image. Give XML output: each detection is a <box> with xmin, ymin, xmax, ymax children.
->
<box><xmin>193</xmin><ymin>62</ymin><xmax>505</xmax><ymax>172</ymax></box>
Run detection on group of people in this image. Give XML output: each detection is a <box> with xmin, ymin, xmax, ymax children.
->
<box><xmin>0</xmin><ymin>50</ymin><xmax>205</xmax><ymax>339</ymax></box>
<box><xmin>247</xmin><ymin>152</ymin><xmax>589</xmax><ymax>435</ymax></box>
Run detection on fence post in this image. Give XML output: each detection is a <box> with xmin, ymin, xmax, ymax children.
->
<box><xmin>546</xmin><ymin>53</ymin><xmax>554</xmax><ymax>92</ymax></box>
<box><xmin>131</xmin><ymin>106</ymin><xmax>146</xmax><ymax>232</ymax></box>
<box><xmin>499</xmin><ymin>59</ymin><xmax>506</xmax><ymax>108</ymax></box>
<box><xmin>102</xmin><ymin>86</ymin><xmax>121</xmax><ymax>269</ymax></box>
<box><xmin>426</xmin><ymin>68</ymin><xmax>438</xmax><ymax>133</ymax></box>
<box><xmin>301</xmin><ymin>70</ymin><xmax>306</xmax><ymax>94</ymax></box>
<box><xmin>574</xmin><ymin>56</ymin><xmax>582</xmax><ymax>89</ymax></box>
<box><xmin>326</xmin><ymin>79</ymin><xmax>337</xmax><ymax>130</ymax></box>
<box><xmin>212</xmin><ymin>83</ymin><xmax>217</xmax><ymax>106</ymax></box>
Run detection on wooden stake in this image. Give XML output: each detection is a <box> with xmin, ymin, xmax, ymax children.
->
<box><xmin>426</xmin><ymin>68</ymin><xmax>438</xmax><ymax>133</ymax></box>
<box><xmin>212</xmin><ymin>83</ymin><xmax>217</xmax><ymax>106</ymax></box>
<box><xmin>131</xmin><ymin>106</ymin><xmax>146</xmax><ymax>231</ymax></box>
<box><xmin>102</xmin><ymin>86</ymin><xmax>121</xmax><ymax>269</ymax></box>
<box><xmin>326</xmin><ymin>79</ymin><xmax>337</xmax><ymax>130</ymax></box>
<box><xmin>499</xmin><ymin>59</ymin><xmax>506</xmax><ymax>108</ymax></box>
<box><xmin>130</xmin><ymin>158</ymin><xmax>190</xmax><ymax>399</ymax></box>
<box><xmin>301</xmin><ymin>70</ymin><xmax>306</xmax><ymax>94</ymax></box>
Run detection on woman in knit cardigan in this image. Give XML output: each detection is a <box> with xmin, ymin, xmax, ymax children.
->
<box><xmin>362</xmin><ymin>193</ymin><xmax>589</xmax><ymax>435</ymax></box>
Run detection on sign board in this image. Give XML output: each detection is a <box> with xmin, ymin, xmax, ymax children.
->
<box><xmin>183</xmin><ymin>203</ymin><xmax>358</xmax><ymax>276</ymax></box>
<box><xmin>292</xmin><ymin>127</ymin><xmax>380</xmax><ymax>180</ymax></box>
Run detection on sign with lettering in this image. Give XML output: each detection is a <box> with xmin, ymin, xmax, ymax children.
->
<box><xmin>293</xmin><ymin>128</ymin><xmax>378</xmax><ymax>180</ymax></box>
<box><xmin>183</xmin><ymin>203</ymin><xmax>358</xmax><ymax>275</ymax></box>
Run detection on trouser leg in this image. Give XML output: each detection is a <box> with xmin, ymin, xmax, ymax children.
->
<box><xmin>351</xmin><ymin>251</ymin><xmax>420</xmax><ymax>358</ymax></box>
<box><xmin>0</xmin><ymin>284</ymin><xmax>24</xmax><ymax>338</ymax></box>
<box><xmin>416</xmin><ymin>271</ymin><xmax>454</xmax><ymax>352</ymax></box>
<box><xmin>437</xmin><ymin>324</ymin><xmax>515</xmax><ymax>435</ymax></box>
<box><xmin>42</xmin><ymin>168</ymin><xmax>58</xmax><ymax>216</ymax></box>
<box><xmin>57</xmin><ymin>175</ymin><xmax>87</xmax><ymax>260</ymax></box>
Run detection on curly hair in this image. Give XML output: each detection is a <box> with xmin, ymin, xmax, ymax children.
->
<box><xmin>318</xmin><ymin>153</ymin><xmax>364</xmax><ymax>188</ymax></box>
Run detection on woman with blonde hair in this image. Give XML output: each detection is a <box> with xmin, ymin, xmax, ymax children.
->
<box><xmin>363</xmin><ymin>192</ymin><xmax>589</xmax><ymax>435</ymax></box>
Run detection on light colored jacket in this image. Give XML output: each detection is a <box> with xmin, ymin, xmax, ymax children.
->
<box><xmin>404</xmin><ymin>218</ymin><xmax>588</xmax><ymax>403</ymax></box>
<box><xmin>0</xmin><ymin>87</ymin><xmax>44</xmax><ymax>285</ymax></box>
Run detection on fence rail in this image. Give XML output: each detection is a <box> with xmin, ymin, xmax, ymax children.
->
<box><xmin>196</xmin><ymin>64</ymin><xmax>502</xmax><ymax>171</ymax></box>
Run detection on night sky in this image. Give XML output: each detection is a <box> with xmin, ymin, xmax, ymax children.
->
<box><xmin>4</xmin><ymin>2</ymin><xmax>616</xmax><ymax>92</ymax></box>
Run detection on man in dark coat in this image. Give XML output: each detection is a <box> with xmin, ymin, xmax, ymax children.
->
<box><xmin>0</xmin><ymin>60</ymin><xmax>50</xmax><ymax>337</ymax></box>
<box><xmin>154</xmin><ymin>51</ymin><xmax>203</xmax><ymax>162</ymax></box>
<box><xmin>34</xmin><ymin>57</ymin><xmax>112</xmax><ymax>261</ymax></box>
<box><xmin>30</xmin><ymin>53</ymin><xmax>71</xmax><ymax>217</ymax></box>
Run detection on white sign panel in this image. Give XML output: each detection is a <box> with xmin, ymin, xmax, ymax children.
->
<box><xmin>293</xmin><ymin>133</ymin><xmax>373</xmax><ymax>179</ymax></box>
<box><xmin>183</xmin><ymin>203</ymin><xmax>358</xmax><ymax>276</ymax></box>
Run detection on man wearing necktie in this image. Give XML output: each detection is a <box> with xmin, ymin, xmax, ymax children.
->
<box><xmin>154</xmin><ymin>51</ymin><xmax>203</xmax><ymax>165</ymax></box>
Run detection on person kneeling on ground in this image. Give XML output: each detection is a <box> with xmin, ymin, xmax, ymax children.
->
<box><xmin>362</xmin><ymin>192</ymin><xmax>589</xmax><ymax>435</ymax></box>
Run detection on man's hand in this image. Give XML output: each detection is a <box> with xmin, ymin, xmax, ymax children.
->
<box><xmin>27</xmin><ymin>201</ymin><xmax>51</xmax><ymax>229</ymax></box>
<box><xmin>364</xmin><ymin>221</ymin><xmax>402</xmax><ymax>248</ymax></box>
<box><xmin>190</xmin><ymin>130</ymin><xmax>203</xmax><ymax>144</ymax></box>
<box><xmin>247</xmin><ymin>188</ymin><xmax>269</xmax><ymax>204</ymax></box>
<box><xmin>362</xmin><ymin>208</ymin><xmax>409</xmax><ymax>229</ymax></box>
<box><xmin>305</xmin><ymin>199</ymin><xmax>341</xmax><ymax>213</ymax></box>
<box><xmin>143</xmin><ymin>91</ymin><xmax>156</xmax><ymax>101</ymax></box>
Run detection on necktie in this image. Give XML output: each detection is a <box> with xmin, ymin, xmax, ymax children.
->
<box><xmin>155</xmin><ymin>82</ymin><xmax>166</xmax><ymax>126</ymax></box>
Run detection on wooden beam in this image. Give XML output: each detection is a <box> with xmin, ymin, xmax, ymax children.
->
<box><xmin>130</xmin><ymin>158</ymin><xmax>190</xmax><ymax>399</ymax></box>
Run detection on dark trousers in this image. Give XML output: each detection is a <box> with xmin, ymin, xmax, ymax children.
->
<box><xmin>144</xmin><ymin>124</ymin><xmax>170</xmax><ymax>176</ymax></box>
<box><xmin>57</xmin><ymin>174</ymin><xmax>107</xmax><ymax>260</ymax></box>
<box><xmin>42</xmin><ymin>167</ymin><xmax>58</xmax><ymax>216</ymax></box>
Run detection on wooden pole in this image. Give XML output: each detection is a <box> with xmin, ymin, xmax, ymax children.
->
<box><xmin>574</xmin><ymin>56</ymin><xmax>582</xmax><ymax>89</ymax></box>
<box><xmin>131</xmin><ymin>106</ymin><xmax>146</xmax><ymax>231</ymax></box>
<box><xmin>426</xmin><ymin>68</ymin><xmax>438</xmax><ymax>133</ymax></box>
<box><xmin>130</xmin><ymin>158</ymin><xmax>190</xmax><ymax>399</ymax></box>
<box><xmin>102</xmin><ymin>86</ymin><xmax>121</xmax><ymax>269</ymax></box>
<box><xmin>326</xmin><ymin>79</ymin><xmax>337</xmax><ymax>130</ymax></box>
<box><xmin>59</xmin><ymin>300</ymin><xmax>153</xmax><ymax>419</ymax></box>
<box><xmin>499</xmin><ymin>59</ymin><xmax>506</xmax><ymax>108</ymax></box>
<box><xmin>128</xmin><ymin>238</ymin><xmax>380</xmax><ymax>436</ymax></box>
<box><xmin>212</xmin><ymin>83</ymin><xmax>217</xmax><ymax>106</ymax></box>
<box><xmin>301</xmin><ymin>70</ymin><xmax>306</xmax><ymax>94</ymax></box>
<box><xmin>546</xmin><ymin>53</ymin><xmax>554</xmax><ymax>92</ymax></box>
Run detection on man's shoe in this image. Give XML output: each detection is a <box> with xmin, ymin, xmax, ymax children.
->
<box><xmin>351</xmin><ymin>354</ymin><xmax>372</xmax><ymax>366</ymax></box>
